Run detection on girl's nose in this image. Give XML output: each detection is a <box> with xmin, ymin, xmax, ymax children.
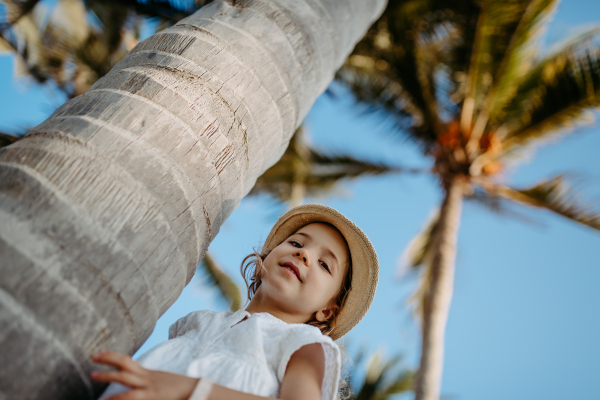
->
<box><xmin>294</xmin><ymin>251</ymin><xmax>308</xmax><ymax>265</ymax></box>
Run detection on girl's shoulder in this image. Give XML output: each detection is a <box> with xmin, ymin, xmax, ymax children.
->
<box><xmin>253</xmin><ymin>317</ymin><xmax>341</xmax><ymax>400</ymax></box>
<box><xmin>255</xmin><ymin>312</ymin><xmax>337</xmax><ymax>345</ymax></box>
<box><xmin>168</xmin><ymin>309</ymin><xmax>235</xmax><ymax>339</ymax></box>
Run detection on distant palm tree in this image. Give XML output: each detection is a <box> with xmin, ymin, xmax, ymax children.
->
<box><xmin>337</xmin><ymin>1</ymin><xmax>600</xmax><ymax>399</ymax></box>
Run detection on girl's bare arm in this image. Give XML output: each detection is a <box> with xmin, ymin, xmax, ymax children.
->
<box><xmin>91</xmin><ymin>343</ymin><xmax>325</xmax><ymax>400</ymax></box>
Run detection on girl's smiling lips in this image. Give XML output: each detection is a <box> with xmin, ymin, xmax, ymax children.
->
<box><xmin>280</xmin><ymin>262</ymin><xmax>301</xmax><ymax>281</ymax></box>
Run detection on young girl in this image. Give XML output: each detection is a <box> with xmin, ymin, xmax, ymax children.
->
<box><xmin>92</xmin><ymin>204</ymin><xmax>378</xmax><ymax>400</ymax></box>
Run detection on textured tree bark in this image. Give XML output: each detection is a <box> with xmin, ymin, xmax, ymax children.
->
<box><xmin>415</xmin><ymin>177</ymin><xmax>464</xmax><ymax>400</ymax></box>
<box><xmin>0</xmin><ymin>0</ymin><xmax>386</xmax><ymax>398</ymax></box>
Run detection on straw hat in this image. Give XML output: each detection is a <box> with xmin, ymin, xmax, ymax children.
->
<box><xmin>262</xmin><ymin>204</ymin><xmax>379</xmax><ymax>340</ymax></box>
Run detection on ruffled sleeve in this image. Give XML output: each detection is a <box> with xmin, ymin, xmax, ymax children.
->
<box><xmin>276</xmin><ymin>326</ymin><xmax>341</xmax><ymax>400</ymax></box>
<box><xmin>168</xmin><ymin>310</ymin><xmax>213</xmax><ymax>339</ymax></box>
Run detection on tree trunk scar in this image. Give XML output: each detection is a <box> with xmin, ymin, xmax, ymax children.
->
<box><xmin>213</xmin><ymin>144</ymin><xmax>234</xmax><ymax>174</ymax></box>
<box><xmin>202</xmin><ymin>205</ymin><xmax>212</xmax><ymax>244</ymax></box>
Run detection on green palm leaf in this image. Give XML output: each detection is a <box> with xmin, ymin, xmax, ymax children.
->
<box><xmin>399</xmin><ymin>210</ymin><xmax>440</xmax><ymax>272</ymax></box>
<box><xmin>464</xmin><ymin>187</ymin><xmax>535</xmax><ymax>222</ymax></box>
<box><xmin>337</xmin><ymin>0</ymin><xmax>464</xmax><ymax>145</ymax></box>
<box><xmin>461</xmin><ymin>0</ymin><xmax>539</xmax><ymax>130</ymax></box>
<box><xmin>249</xmin><ymin>128</ymin><xmax>398</xmax><ymax>204</ymax></box>
<box><xmin>500</xmin><ymin>36</ymin><xmax>600</xmax><ymax>153</ymax></box>
<box><xmin>1</xmin><ymin>0</ymin><xmax>206</xmax><ymax>97</ymax></box>
<box><xmin>197</xmin><ymin>251</ymin><xmax>242</xmax><ymax>312</ymax></box>
<box><xmin>351</xmin><ymin>351</ymin><xmax>414</xmax><ymax>400</ymax></box>
<box><xmin>0</xmin><ymin>0</ymin><xmax>41</xmax><ymax>29</ymax></box>
<box><xmin>397</xmin><ymin>210</ymin><xmax>440</xmax><ymax>326</ymax></box>
<box><xmin>491</xmin><ymin>175</ymin><xmax>600</xmax><ymax>230</ymax></box>
<box><xmin>473</xmin><ymin>0</ymin><xmax>559</xmax><ymax>141</ymax></box>
<box><xmin>2</xmin><ymin>0</ymin><xmax>96</xmax><ymax>92</ymax></box>
<box><xmin>88</xmin><ymin>0</ymin><xmax>206</xmax><ymax>23</ymax></box>
<box><xmin>335</xmin><ymin>67</ymin><xmax>418</xmax><ymax>143</ymax></box>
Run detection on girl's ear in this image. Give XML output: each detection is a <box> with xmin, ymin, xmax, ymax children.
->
<box><xmin>315</xmin><ymin>303</ymin><xmax>340</xmax><ymax>322</ymax></box>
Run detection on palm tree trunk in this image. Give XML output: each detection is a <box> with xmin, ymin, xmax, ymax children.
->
<box><xmin>289</xmin><ymin>181</ymin><xmax>306</xmax><ymax>209</ymax></box>
<box><xmin>289</xmin><ymin>127</ymin><xmax>309</xmax><ymax>208</ymax></box>
<box><xmin>0</xmin><ymin>1</ymin><xmax>386</xmax><ymax>399</ymax></box>
<box><xmin>415</xmin><ymin>176</ymin><xmax>464</xmax><ymax>400</ymax></box>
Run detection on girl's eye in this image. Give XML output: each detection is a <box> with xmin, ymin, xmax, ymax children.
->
<box><xmin>290</xmin><ymin>240</ymin><xmax>302</xmax><ymax>248</ymax></box>
<box><xmin>320</xmin><ymin>260</ymin><xmax>331</xmax><ymax>273</ymax></box>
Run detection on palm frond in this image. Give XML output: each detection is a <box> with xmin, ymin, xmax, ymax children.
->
<box><xmin>87</xmin><ymin>0</ymin><xmax>207</xmax><ymax>24</ymax></box>
<box><xmin>397</xmin><ymin>209</ymin><xmax>440</xmax><ymax>327</ymax></box>
<box><xmin>1</xmin><ymin>0</ymin><xmax>89</xmax><ymax>91</ymax></box>
<box><xmin>377</xmin><ymin>1</ymin><xmax>440</xmax><ymax>131</ymax></box>
<box><xmin>72</xmin><ymin>3</ymin><xmax>132</xmax><ymax>93</ymax></box>
<box><xmin>459</xmin><ymin>0</ymin><xmax>491</xmax><ymax>132</ymax></box>
<box><xmin>3</xmin><ymin>9</ymin><xmax>48</xmax><ymax>82</ymax></box>
<box><xmin>0</xmin><ymin>30</ymin><xmax>15</xmax><ymax>53</ymax></box>
<box><xmin>468</xmin><ymin>0</ymin><xmax>558</xmax><ymax>152</ymax></box>
<box><xmin>464</xmin><ymin>186</ymin><xmax>535</xmax><ymax>223</ymax></box>
<box><xmin>490</xmin><ymin>175</ymin><xmax>600</xmax><ymax>230</ymax></box>
<box><xmin>1</xmin><ymin>0</ymin><xmax>202</xmax><ymax>97</ymax></box>
<box><xmin>398</xmin><ymin>210</ymin><xmax>440</xmax><ymax>274</ymax></box>
<box><xmin>441</xmin><ymin>0</ymin><xmax>483</xmax><ymax>80</ymax></box>
<box><xmin>306</xmin><ymin>150</ymin><xmax>398</xmax><ymax>187</ymax></box>
<box><xmin>338</xmin><ymin>0</ymin><xmax>467</xmax><ymax>146</ymax></box>
<box><xmin>462</xmin><ymin>0</ymin><xmax>548</xmax><ymax>134</ymax></box>
<box><xmin>499</xmin><ymin>37</ymin><xmax>600</xmax><ymax>154</ymax></box>
<box><xmin>484</xmin><ymin>0</ymin><xmax>558</xmax><ymax>128</ymax></box>
<box><xmin>376</xmin><ymin>370</ymin><xmax>414</xmax><ymax>400</ymax></box>
<box><xmin>335</xmin><ymin>66</ymin><xmax>418</xmax><ymax>143</ymax></box>
<box><xmin>0</xmin><ymin>0</ymin><xmax>41</xmax><ymax>29</ymax></box>
<box><xmin>197</xmin><ymin>251</ymin><xmax>242</xmax><ymax>311</ymax></box>
<box><xmin>249</xmin><ymin>129</ymin><xmax>399</xmax><ymax>203</ymax></box>
<box><xmin>502</xmin><ymin>26</ymin><xmax>600</xmax><ymax>120</ymax></box>
<box><xmin>352</xmin><ymin>351</ymin><xmax>414</xmax><ymax>400</ymax></box>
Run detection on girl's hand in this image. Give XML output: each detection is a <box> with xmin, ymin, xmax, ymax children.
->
<box><xmin>90</xmin><ymin>350</ymin><xmax>198</xmax><ymax>400</ymax></box>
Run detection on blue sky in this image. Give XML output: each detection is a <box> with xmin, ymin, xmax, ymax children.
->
<box><xmin>1</xmin><ymin>1</ymin><xmax>599</xmax><ymax>399</ymax></box>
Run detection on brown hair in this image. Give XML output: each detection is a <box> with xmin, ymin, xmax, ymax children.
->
<box><xmin>240</xmin><ymin>223</ymin><xmax>353</xmax><ymax>336</ymax></box>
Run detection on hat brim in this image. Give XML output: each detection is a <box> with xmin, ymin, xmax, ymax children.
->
<box><xmin>262</xmin><ymin>204</ymin><xmax>378</xmax><ymax>340</ymax></box>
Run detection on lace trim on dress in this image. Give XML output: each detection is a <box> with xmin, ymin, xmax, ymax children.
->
<box><xmin>321</xmin><ymin>343</ymin><xmax>337</xmax><ymax>400</ymax></box>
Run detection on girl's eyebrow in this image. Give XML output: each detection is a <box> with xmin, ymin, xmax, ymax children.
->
<box><xmin>296</xmin><ymin>232</ymin><xmax>340</xmax><ymax>267</ymax></box>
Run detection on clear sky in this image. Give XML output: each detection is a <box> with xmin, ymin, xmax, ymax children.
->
<box><xmin>1</xmin><ymin>1</ymin><xmax>599</xmax><ymax>399</ymax></box>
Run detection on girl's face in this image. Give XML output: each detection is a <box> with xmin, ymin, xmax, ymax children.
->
<box><xmin>258</xmin><ymin>223</ymin><xmax>349</xmax><ymax>323</ymax></box>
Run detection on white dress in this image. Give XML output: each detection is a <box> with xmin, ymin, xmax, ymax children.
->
<box><xmin>100</xmin><ymin>309</ymin><xmax>341</xmax><ymax>400</ymax></box>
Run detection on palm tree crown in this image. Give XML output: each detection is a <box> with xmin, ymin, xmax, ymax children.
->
<box><xmin>339</xmin><ymin>0</ymin><xmax>600</xmax><ymax>225</ymax></box>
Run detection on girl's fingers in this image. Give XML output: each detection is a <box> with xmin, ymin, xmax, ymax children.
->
<box><xmin>90</xmin><ymin>370</ymin><xmax>146</xmax><ymax>388</ymax></box>
<box><xmin>92</xmin><ymin>351</ymin><xmax>143</xmax><ymax>373</ymax></box>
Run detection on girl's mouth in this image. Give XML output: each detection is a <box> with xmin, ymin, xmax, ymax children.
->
<box><xmin>280</xmin><ymin>262</ymin><xmax>301</xmax><ymax>281</ymax></box>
